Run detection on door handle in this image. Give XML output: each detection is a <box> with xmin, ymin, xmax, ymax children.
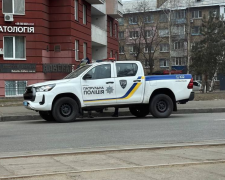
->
<box><xmin>106</xmin><ymin>82</ymin><xmax>114</xmax><ymax>84</ymax></box>
<box><xmin>133</xmin><ymin>80</ymin><xmax>141</xmax><ymax>82</ymax></box>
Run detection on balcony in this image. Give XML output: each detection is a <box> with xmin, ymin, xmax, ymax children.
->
<box><xmin>92</xmin><ymin>3</ymin><xmax>106</xmax><ymax>15</ymax></box>
<box><xmin>91</xmin><ymin>24</ymin><xmax>107</xmax><ymax>46</ymax></box>
<box><xmin>106</xmin><ymin>0</ymin><xmax>123</xmax><ymax>18</ymax></box>
<box><xmin>171</xmin><ymin>49</ymin><xmax>187</xmax><ymax>57</ymax></box>
<box><xmin>171</xmin><ymin>18</ymin><xmax>187</xmax><ymax>24</ymax></box>
<box><xmin>85</xmin><ymin>0</ymin><xmax>104</xmax><ymax>4</ymax></box>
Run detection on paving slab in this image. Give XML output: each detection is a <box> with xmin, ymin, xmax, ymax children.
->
<box><xmin>1</xmin><ymin>146</ymin><xmax>225</xmax><ymax>179</ymax></box>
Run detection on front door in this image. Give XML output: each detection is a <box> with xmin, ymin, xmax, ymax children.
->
<box><xmin>81</xmin><ymin>64</ymin><xmax>116</xmax><ymax>106</ymax></box>
<box><xmin>114</xmin><ymin>62</ymin><xmax>145</xmax><ymax>104</ymax></box>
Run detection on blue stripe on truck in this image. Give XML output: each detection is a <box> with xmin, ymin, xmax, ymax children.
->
<box><xmin>145</xmin><ymin>74</ymin><xmax>192</xmax><ymax>81</ymax></box>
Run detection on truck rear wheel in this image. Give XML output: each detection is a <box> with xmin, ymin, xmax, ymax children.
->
<box><xmin>52</xmin><ymin>97</ymin><xmax>78</xmax><ymax>123</ymax></box>
<box><xmin>129</xmin><ymin>105</ymin><xmax>149</xmax><ymax>118</ymax></box>
<box><xmin>150</xmin><ymin>94</ymin><xmax>173</xmax><ymax>118</ymax></box>
<box><xmin>39</xmin><ymin>111</ymin><xmax>55</xmax><ymax>121</ymax></box>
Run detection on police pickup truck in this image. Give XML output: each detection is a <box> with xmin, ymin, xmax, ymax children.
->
<box><xmin>23</xmin><ymin>61</ymin><xmax>194</xmax><ymax>123</ymax></box>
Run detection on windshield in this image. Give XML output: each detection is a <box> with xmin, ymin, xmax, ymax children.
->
<box><xmin>64</xmin><ymin>65</ymin><xmax>91</xmax><ymax>79</ymax></box>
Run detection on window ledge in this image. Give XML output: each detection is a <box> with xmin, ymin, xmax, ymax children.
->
<box><xmin>119</xmin><ymin>53</ymin><xmax>125</xmax><ymax>54</ymax></box>
<box><xmin>3</xmin><ymin>13</ymin><xmax>25</xmax><ymax>15</ymax></box>
<box><xmin>4</xmin><ymin>58</ymin><xmax>26</xmax><ymax>61</ymax></box>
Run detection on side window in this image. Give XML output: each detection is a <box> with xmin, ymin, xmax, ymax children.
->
<box><xmin>85</xmin><ymin>64</ymin><xmax>111</xmax><ymax>80</ymax></box>
<box><xmin>116</xmin><ymin>63</ymin><xmax>138</xmax><ymax>77</ymax></box>
<box><xmin>193</xmin><ymin>82</ymin><xmax>198</xmax><ymax>86</ymax></box>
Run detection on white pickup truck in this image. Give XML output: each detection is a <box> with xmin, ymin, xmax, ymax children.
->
<box><xmin>23</xmin><ymin>61</ymin><xmax>194</xmax><ymax>123</ymax></box>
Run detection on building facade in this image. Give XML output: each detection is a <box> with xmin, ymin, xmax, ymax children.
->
<box><xmin>0</xmin><ymin>0</ymin><xmax>122</xmax><ymax>97</ymax></box>
<box><xmin>119</xmin><ymin>0</ymin><xmax>225</xmax><ymax>80</ymax></box>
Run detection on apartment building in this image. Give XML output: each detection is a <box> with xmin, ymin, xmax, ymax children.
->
<box><xmin>0</xmin><ymin>0</ymin><xmax>123</xmax><ymax>97</ymax></box>
<box><xmin>119</xmin><ymin>0</ymin><xmax>225</xmax><ymax>80</ymax></box>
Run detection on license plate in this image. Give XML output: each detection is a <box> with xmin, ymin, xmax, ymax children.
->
<box><xmin>23</xmin><ymin>101</ymin><xmax>28</xmax><ymax>106</ymax></box>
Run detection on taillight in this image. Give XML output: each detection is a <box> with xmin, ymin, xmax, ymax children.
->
<box><xmin>188</xmin><ymin>78</ymin><xmax>193</xmax><ymax>89</ymax></box>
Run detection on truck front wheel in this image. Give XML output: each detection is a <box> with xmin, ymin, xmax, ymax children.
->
<box><xmin>52</xmin><ymin>97</ymin><xmax>79</xmax><ymax>123</ymax></box>
<box><xmin>129</xmin><ymin>105</ymin><xmax>149</xmax><ymax>118</ymax></box>
<box><xmin>39</xmin><ymin>111</ymin><xmax>55</xmax><ymax>121</ymax></box>
<box><xmin>150</xmin><ymin>94</ymin><xmax>173</xmax><ymax>118</ymax></box>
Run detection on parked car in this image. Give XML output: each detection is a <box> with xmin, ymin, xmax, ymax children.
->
<box><xmin>193</xmin><ymin>81</ymin><xmax>202</xmax><ymax>91</ymax></box>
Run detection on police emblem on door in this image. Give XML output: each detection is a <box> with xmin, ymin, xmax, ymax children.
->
<box><xmin>120</xmin><ymin>80</ymin><xmax>127</xmax><ymax>89</ymax></box>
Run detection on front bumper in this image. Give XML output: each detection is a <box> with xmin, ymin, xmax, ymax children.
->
<box><xmin>189</xmin><ymin>92</ymin><xmax>195</xmax><ymax>101</ymax></box>
<box><xmin>23</xmin><ymin>92</ymin><xmax>54</xmax><ymax>111</ymax></box>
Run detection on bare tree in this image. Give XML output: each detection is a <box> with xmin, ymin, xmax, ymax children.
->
<box><xmin>120</xmin><ymin>0</ymin><xmax>165</xmax><ymax>74</ymax></box>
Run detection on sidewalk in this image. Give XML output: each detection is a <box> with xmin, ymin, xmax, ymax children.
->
<box><xmin>1</xmin><ymin>142</ymin><xmax>225</xmax><ymax>180</ymax></box>
<box><xmin>0</xmin><ymin>100</ymin><xmax>224</xmax><ymax>122</ymax></box>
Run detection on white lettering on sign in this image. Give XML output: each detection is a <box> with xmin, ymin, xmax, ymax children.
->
<box><xmin>0</xmin><ymin>26</ymin><xmax>35</xmax><ymax>33</ymax></box>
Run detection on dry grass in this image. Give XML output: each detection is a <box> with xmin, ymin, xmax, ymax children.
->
<box><xmin>194</xmin><ymin>91</ymin><xmax>225</xmax><ymax>101</ymax></box>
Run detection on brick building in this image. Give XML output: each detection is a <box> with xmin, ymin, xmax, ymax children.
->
<box><xmin>0</xmin><ymin>0</ymin><xmax>123</xmax><ymax>97</ymax></box>
<box><xmin>119</xmin><ymin>0</ymin><xmax>225</xmax><ymax>82</ymax></box>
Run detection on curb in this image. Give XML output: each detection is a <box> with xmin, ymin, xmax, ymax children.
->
<box><xmin>0</xmin><ymin>108</ymin><xmax>224</xmax><ymax>122</ymax></box>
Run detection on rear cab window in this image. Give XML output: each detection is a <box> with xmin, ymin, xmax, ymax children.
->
<box><xmin>116</xmin><ymin>63</ymin><xmax>138</xmax><ymax>77</ymax></box>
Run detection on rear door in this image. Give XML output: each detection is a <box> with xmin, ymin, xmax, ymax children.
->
<box><xmin>114</xmin><ymin>62</ymin><xmax>145</xmax><ymax>104</ymax></box>
<box><xmin>81</xmin><ymin>63</ymin><xmax>116</xmax><ymax>106</ymax></box>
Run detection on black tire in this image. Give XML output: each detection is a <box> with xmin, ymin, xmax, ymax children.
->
<box><xmin>52</xmin><ymin>97</ymin><xmax>79</xmax><ymax>123</ymax></box>
<box><xmin>150</xmin><ymin>94</ymin><xmax>173</xmax><ymax>118</ymax></box>
<box><xmin>129</xmin><ymin>105</ymin><xmax>149</xmax><ymax>118</ymax></box>
<box><xmin>39</xmin><ymin>111</ymin><xmax>55</xmax><ymax>121</ymax></box>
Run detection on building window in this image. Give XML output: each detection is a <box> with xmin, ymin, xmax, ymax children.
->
<box><xmin>115</xmin><ymin>24</ymin><xmax>117</xmax><ymax>38</ymax></box>
<box><xmin>75</xmin><ymin>0</ymin><xmax>79</xmax><ymax>21</ymax></box>
<box><xmin>172</xmin><ymin>57</ymin><xmax>186</xmax><ymax>66</ymax></box>
<box><xmin>129</xmin><ymin>16</ymin><xmax>138</xmax><ymax>24</ymax></box>
<box><xmin>209</xmin><ymin>9</ymin><xmax>218</xmax><ymax>17</ymax></box>
<box><xmin>172</xmin><ymin>10</ymin><xmax>186</xmax><ymax>19</ymax></box>
<box><xmin>5</xmin><ymin>81</ymin><xmax>27</xmax><ymax>97</ymax></box>
<box><xmin>171</xmin><ymin>25</ymin><xmax>185</xmax><ymax>35</ymax></box>
<box><xmin>3</xmin><ymin>0</ymin><xmax>25</xmax><ymax>15</ymax></box>
<box><xmin>160</xmin><ymin>44</ymin><xmax>169</xmax><ymax>52</ymax></box>
<box><xmin>119</xmin><ymin>46</ymin><xmax>124</xmax><ymax>54</ymax></box>
<box><xmin>160</xmin><ymin>59</ymin><xmax>169</xmax><ymax>67</ymax></box>
<box><xmin>115</xmin><ymin>52</ymin><xmax>118</xmax><ymax>60</ymax></box>
<box><xmin>83</xmin><ymin>42</ymin><xmax>87</xmax><ymax>59</ymax></box>
<box><xmin>159</xmin><ymin>29</ymin><xmax>169</xmax><ymax>37</ymax></box>
<box><xmin>145</xmin><ymin>30</ymin><xmax>154</xmax><ymax>38</ymax></box>
<box><xmin>4</xmin><ymin>36</ymin><xmax>26</xmax><ymax>60</ymax></box>
<box><xmin>159</xmin><ymin>13</ymin><xmax>168</xmax><ymax>22</ymax></box>
<box><xmin>129</xmin><ymin>31</ymin><xmax>139</xmax><ymax>38</ymax></box>
<box><xmin>118</xmin><ymin>18</ymin><xmax>124</xmax><ymax>25</ymax></box>
<box><xmin>192</xmin><ymin>10</ymin><xmax>202</xmax><ymax>18</ymax></box>
<box><xmin>174</xmin><ymin>41</ymin><xmax>184</xmax><ymax>50</ymax></box>
<box><xmin>110</xmin><ymin>21</ymin><xmax>113</xmax><ymax>37</ymax></box>
<box><xmin>110</xmin><ymin>50</ymin><xmax>113</xmax><ymax>58</ymax></box>
<box><xmin>83</xmin><ymin>4</ymin><xmax>87</xmax><ymax>24</ymax></box>
<box><xmin>144</xmin><ymin>15</ymin><xmax>154</xmax><ymax>23</ymax></box>
<box><xmin>191</xmin><ymin>26</ymin><xmax>201</xmax><ymax>35</ymax></box>
<box><xmin>129</xmin><ymin>46</ymin><xmax>138</xmax><ymax>53</ymax></box>
<box><xmin>119</xmin><ymin>31</ymin><xmax>124</xmax><ymax>39</ymax></box>
<box><xmin>144</xmin><ymin>46</ymin><xmax>154</xmax><ymax>53</ymax></box>
<box><xmin>75</xmin><ymin>40</ymin><xmax>79</xmax><ymax>61</ymax></box>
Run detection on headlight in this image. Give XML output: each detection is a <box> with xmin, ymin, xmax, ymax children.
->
<box><xmin>36</xmin><ymin>84</ymin><xmax>56</xmax><ymax>92</ymax></box>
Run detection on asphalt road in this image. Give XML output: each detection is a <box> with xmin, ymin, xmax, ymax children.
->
<box><xmin>0</xmin><ymin>113</ymin><xmax>225</xmax><ymax>153</ymax></box>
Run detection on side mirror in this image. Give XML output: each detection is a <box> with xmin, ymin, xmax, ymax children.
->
<box><xmin>83</xmin><ymin>74</ymin><xmax>92</xmax><ymax>80</ymax></box>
